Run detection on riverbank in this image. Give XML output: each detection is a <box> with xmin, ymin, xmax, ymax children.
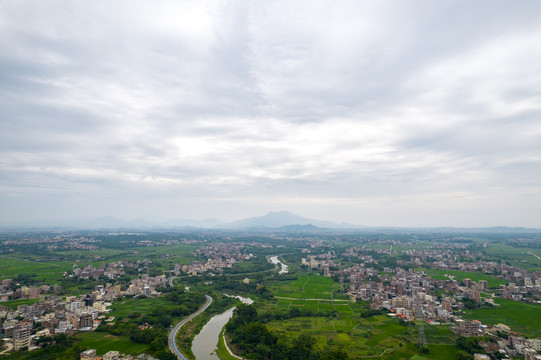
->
<box><xmin>216</xmin><ymin>328</ymin><xmax>243</xmax><ymax>360</ymax></box>
<box><xmin>191</xmin><ymin>296</ymin><xmax>253</xmax><ymax>360</ymax></box>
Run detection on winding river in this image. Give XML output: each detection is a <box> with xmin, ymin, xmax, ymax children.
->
<box><xmin>269</xmin><ymin>255</ymin><xmax>288</xmax><ymax>274</ymax></box>
<box><xmin>191</xmin><ymin>295</ymin><xmax>253</xmax><ymax>360</ymax></box>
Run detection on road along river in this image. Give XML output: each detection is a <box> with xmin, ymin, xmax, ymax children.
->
<box><xmin>168</xmin><ymin>295</ymin><xmax>213</xmax><ymax>360</ymax></box>
<box><xmin>191</xmin><ymin>295</ymin><xmax>253</xmax><ymax>360</ymax></box>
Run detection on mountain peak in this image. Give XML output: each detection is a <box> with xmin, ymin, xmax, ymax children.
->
<box><xmin>220</xmin><ymin>211</ymin><xmax>360</xmax><ymax>229</ymax></box>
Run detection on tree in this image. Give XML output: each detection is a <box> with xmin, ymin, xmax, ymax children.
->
<box><xmin>456</xmin><ymin>336</ymin><xmax>483</xmax><ymax>354</ymax></box>
<box><xmin>291</xmin><ymin>334</ymin><xmax>316</xmax><ymax>360</ymax></box>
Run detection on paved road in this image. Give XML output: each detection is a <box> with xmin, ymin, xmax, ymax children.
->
<box><xmin>168</xmin><ymin>295</ymin><xmax>213</xmax><ymax>360</ymax></box>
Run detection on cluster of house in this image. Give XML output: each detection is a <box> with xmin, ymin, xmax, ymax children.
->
<box><xmin>0</xmin><ymin>279</ymin><xmax>62</xmax><ymax>302</ymax></box>
<box><xmin>80</xmin><ymin>348</ymin><xmax>158</xmax><ymax>360</ymax></box>
<box><xmin>0</xmin><ymin>235</ymin><xmax>99</xmax><ymax>252</ymax></box>
<box><xmin>0</xmin><ymin>274</ymin><xmax>167</xmax><ymax>352</ymax></box>
<box><xmin>124</xmin><ymin>274</ymin><xmax>168</xmax><ymax>297</ymax></box>
<box><xmin>454</xmin><ymin>322</ymin><xmax>541</xmax><ymax>360</ymax></box>
<box><xmin>497</xmin><ymin>281</ymin><xmax>541</xmax><ymax>302</ymax></box>
<box><xmin>404</xmin><ymin>251</ymin><xmax>541</xmax><ymax>299</ymax></box>
<box><xmin>302</xmin><ymin>252</ymin><xmax>541</xmax><ymax>360</ymax></box>
<box><xmin>136</xmin><ymin>239</ymin><xmax>181</xmax><ymax>246</ymax></box>
<box><xmin>1</xmin><ymin>293</ymin><xmax>111</xmax><ymax>351</ymax></box>
<box><xmin>68</xmin><ymin>260</ymin><xmax>154</xmax><ymax>281</ymax></box>
<box><xmin>173</xmin><ymin>243</ymin><xmax>254</xmax><ymax>276</ymax></box>
<box><xmin>301</xmin><ymin>250</ymin><xmax>359</xmax><ymax>277</ymax></box>
<box><xmin>337</xmin><ymin>243</ymin><xmax>541</xmax><ymax>306</ymax></box>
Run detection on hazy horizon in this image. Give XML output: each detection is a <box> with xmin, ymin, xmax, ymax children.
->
<box><xmin>1</xmin><ymin>1</ymin><xmax>540</xmax><ymax>228</ymax></box>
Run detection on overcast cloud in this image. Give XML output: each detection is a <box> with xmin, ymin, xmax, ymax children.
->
<box><xmin>1</xmin><ymin>0</ymin><xmax>540</xmax><ymax>227</ymax></box>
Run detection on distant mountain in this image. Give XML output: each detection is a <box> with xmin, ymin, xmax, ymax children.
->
<box><xmin>219</xmin><ymin>211</ymin><xmax>361</xmax><ymax>229</ymax></box>
<box><xmin>162</xmin><ymin>217</ymin><xmax>224</xmax><ymax>228</ymax></box>
<box><xmin>0</xmin><ymin>216</ymin><xmax>224</xmax><ymax>230</ymax></box>
<box><xmin>77</xmin><ymin>216</ymin><xmax>224</xmax><ymax>229</ymax></box>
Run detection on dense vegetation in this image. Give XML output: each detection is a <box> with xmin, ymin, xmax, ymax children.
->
<box><xmin>226</xmin><ymin>304</ymin><xmax>348</xmax><ymax>360</ymax></box>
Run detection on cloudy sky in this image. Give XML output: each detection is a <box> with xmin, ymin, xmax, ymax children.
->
<box><xmin>1</xmin><ymin>0</ymin><xmax>540</xmax><ymax>227</ymax></box>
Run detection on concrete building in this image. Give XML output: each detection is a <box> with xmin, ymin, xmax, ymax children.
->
<box><xmin>524</xmin><ymin>348</ymin><xmax>541</xmax><ymax>360</ymax></box>
<box><xmin>104</xmin><ymin>350</ymin><xmax>120</xmax><ymax>360</ymax></box>
<box><xmin>13</xmin><ymin>323</ymin><xmax>32</xmax><ymax>351</ymax></box>
<box><xmin>79</xmin><ymin>313</ymin><xmax>94</xmax><ymax>329</ymax></box>
<box><xmin>80</xmin><ymin>349</ymin><xmax>97</xmax><ymax>360</ymax></box>
<box><xmin>479</xmin><ymin>280</ymin><xmax>488</xmax><ymax>291</ymax></box>
<box><xmin>474</xmin><ymin>354</ymin><xmax>490</xmax><ymax>360</ymax></box>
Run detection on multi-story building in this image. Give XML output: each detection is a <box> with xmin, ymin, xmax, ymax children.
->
<box><xmin>13</xmin><ymin>322</ymin><xmax>32</xmax><ymax>350</ymax></box>
<box><xmin>79</xmin><ymin>313</ymin><xmax>94</xmax><ymax>329</ymax></box>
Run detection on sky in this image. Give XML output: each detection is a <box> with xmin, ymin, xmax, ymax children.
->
<box><xmin>1</xmin><ymin>0</ymin><xmax>541</xmax><ymax>227</ymax></box>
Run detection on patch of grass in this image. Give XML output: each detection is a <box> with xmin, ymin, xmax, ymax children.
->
<box><xmin>1</xmin><ymin>298</ymin><xmax>40</xmax><ymax>309</ymax></box>
<box><xmin>365</xmin><ymin>320</ymin><xmax>406</xmax><ymax>346</ymax></box>
<box><xmin>462</xmin><ymin>297</ymin><xmax>541</xmax><ymax>337</ymax></box>
<box><xmin>425</xmin><ymin>344</ymin><xmax>459</xmax><ymax>360</ymax></box>
<box><xmin>385</xmin><ymin>343</ymin><xmax>419</xmax><ymax>360</ymax></box>
<box><xmin>216</xmin><ymin>329</ymin><xmax>239</xmax><ymax>360</ymax></box>
<box><xmin>484</xmin><ymin>243</ymin><xmax>541</xmax><ymax>271</ymax></box>
<box><xmin>423</xmin><ymin>324</ymin><xmax>456</xmax><ymax>345</ymax></box>
<box><xmin>265</xmin><ymin>310</ymin><xmax>419</xmax><ymax>359</ymax></box>
<box><xmin>108</xmin><ymin>296</ymin><xmax>170</xmax><ymax>318</ymax></box>
<box><xmin>76</xmin><ymin>331</ymin><xmax>150</xmax><ymax>355</ymax></box>
<box><xmin>0</xmin><ymin>256</ymin><xmax>73</xmax><ymax>283</ymax></box>
<box><xmin>422</xmin><ymin>268</ymin><xmax>507</xmax><ymax>288</ymax></box>
<box><xmin>269</xmin><ymin>275</ymin><xmax>341</xmax><ymax>299</ymax></box>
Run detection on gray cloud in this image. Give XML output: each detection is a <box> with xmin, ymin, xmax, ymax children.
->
<box><xmin>1</xmin><ymin>0</ymin><xmax>540</xmax><ymax>227</ymax></box>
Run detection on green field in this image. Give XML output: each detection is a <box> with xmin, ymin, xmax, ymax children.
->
<box><xmin>423</xmin><ymin>324</ymin><xmax>456</xmax><ymax>345</ymax></box>
<box><xmin>265</xmin><ymin>311</ymin><xmax>458</xmax><ymax>359</ymax></box>
<box><xmin>1</xmin><ymin>298</ymin><xmax>40</xmax><ymax>309</ymax></box>
<box><xmin>264</xmin><ymin>312</ymin><xmax>459</xmax><ymax>359</ymax></box>
<box><xmin>484</xmin><ymin>243</ymin><xmax>541</xmax><ymax>271</ymax></box>
<box><xmin>463</xmin><ymin>297</ymin><xmax>541</xmax><ymax>337</ymax></box>
<box><xmin>421</xmin><ymin>268</ymin><xmax>507</xmax><ymax>288</ymax></box>
<box><xmin>109</xmin><ymin>296</ymin><xmax>171</xmax><ymax>318</ymax></box>
<box><xmin>76</xmin><ymin>331</ymin><xmax>150</xmax><ymax>355</ymax></box>
<box><xmin>272</xmin><ymin>298</ymin><xmax>352</xmax><ymax>313</ymax></box>
<box><xmin>269</xmin><ymin>275</ymin><xmax>347</xmax><ymax>299</ymax></box>
<box><xmin>0</xmin><ymin>243</ymin><xmax>197</xmax><ymax>283</ymax></box>
<box><xmin>262</xmin><ymin>272</ymin><xmax>460</xmax><ymax>359</ymax></box>
<box><xmin>0</xmin><ymin>255</ymin><xmax>73</xmax><ymax>283</ymax></box>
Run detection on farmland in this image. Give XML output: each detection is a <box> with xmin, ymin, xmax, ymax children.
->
<box><xmin>108</xmin><ymin>296</ymin><xmax>171</xmax><ymax>318</ymax></box>
<box><xmin>75</xmin><ymin>332</ymin><xmax>150</xmax><ymax>355</ymax></box>
<box><xmin>483</xmin><ymin>243</ymin><xmax>541</xmax><ymax>272</ymax></box>
<box><xmin>462</xmin><ymin>297</ymin><xmax>541</xmax><ymax>338</ymax></box>
<box><xmin>259</xmin><ymin>275</ymin><xmax>459</xmax><ymax>359</ymax></box>
<box><xmin>420</xmin><ymin>268</ymin><xmax>508</xmax><ymax>288</ymax></box>
<box><xmin>261</xmin><ymin>305</ymin><xmax>458</xmax><ymax>360</ymax></box>
<box><xmin>269</xmin><ymin>274</ymin><xmax>348</xmax><ymax>300</ymax></box>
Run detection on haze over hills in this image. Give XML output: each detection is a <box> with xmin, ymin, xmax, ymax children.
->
<box><xmin>1</xmin><ymin>212</ymin><xmax>539</xmax><ymax>232</ymax></box>
<box><xmin>0</xmin><ymin>216</ymin><xmax>221</xmax><ymax>230</ymax></box>
<box><xmin>219</xmin><ymin>211</ymin><xmax>360</xmax><ymax>229</ymax></box>
<box><xmin>0</xmin><ymin>211</ymin><xmax>358</xmax><ymax>230</ymax></box>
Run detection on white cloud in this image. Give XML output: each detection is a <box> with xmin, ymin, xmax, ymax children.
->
<box><xmin>1</xmin><ymin>0</ymin><xmax>540</xmax><ymax>226</ymax></box>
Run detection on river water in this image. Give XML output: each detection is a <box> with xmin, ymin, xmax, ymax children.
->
<box><xmin>191</xmin><ymin>295</ymin><xmax>253</xmax><ymax>360</ymax></box>
<box><xmin>269</xmin><ymin>255</ymin><xmax>288</xmax><ymax>274</ymax></box>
